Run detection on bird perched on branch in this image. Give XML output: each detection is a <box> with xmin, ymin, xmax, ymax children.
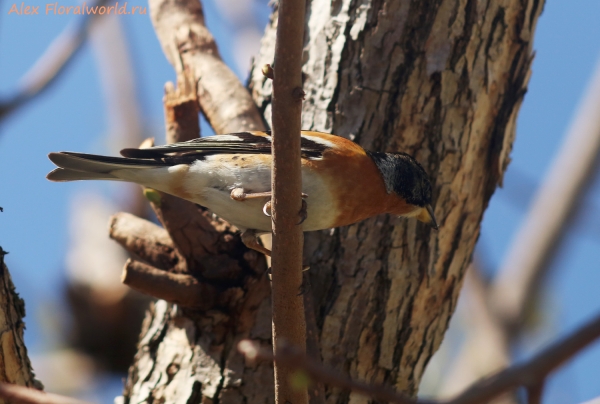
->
<box><xmin>47</xmin><ymin>131</ymin><xmax>438</xmax><ymax>256</ymax></box>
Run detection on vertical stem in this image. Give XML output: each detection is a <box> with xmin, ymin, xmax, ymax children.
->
<box><xmin>270</xmin><ymin>0</ymin><xmax>308</xmax><ymax>402</ymax></box>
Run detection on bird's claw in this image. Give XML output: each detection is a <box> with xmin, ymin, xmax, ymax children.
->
<box><xmin>230</xmin><ymin>188</ymin><xmax>247</xmax><ymax>201</ymax></box>
<box><xmin>297</xmin><ymin>273</ymin><xmax>310</xmax><ymax>296</ymax></box>
<box><xmin>261</xmin><ymin>195</ymin><xmax>308</xmax><ymax>225</ymax></box>
<box><xmin>263</xmin><ymin>200</ymin><xmax>272</xmax><ymax>217</ymax></box>
<box><xmin>266</xmin><ymin>267</ymin><xmax>311</xmax><ymax>293</ymax></box>
<box><xmin>297</xmin><ymin>199</ymin><xmax>308</xmax><ymax>225</ymax></box>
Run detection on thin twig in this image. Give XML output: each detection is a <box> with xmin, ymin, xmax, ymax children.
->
<box><xmin>0</xmin><ymin>383</ymin><xmax>90</xmax><ymax>404</ymax></box>
<box><xmin>269</xmin><ymin>0</ymin><xmax>308</xmax><ymax>402</ymax></box>
<box><xmin>0</xmin><ymin>0</ymin><xmax>112</xmax><ymax>121</ymax></box>
<box><xmin>444</xmin><ymin>312</ymin><xmax>600</xmax><ymax>404</ymax></box>
<box><xmin>239</xmin><ymin>311</ymin><xmax>600</xmax><ymax>404</ymax></box>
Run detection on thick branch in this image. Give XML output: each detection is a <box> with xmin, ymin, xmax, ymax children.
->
<box><xmin>163</xmin><ymin>71</ymin><xmax>200</xmax><ymax>143</ymax></box>
<box><xmin>121</xmin><ymin>259</ymin><xmax>216</xmax><ymax>309</ymax></box>
<box><xmin>109</xmin><ymin>212</ymin><xmax>183</xmax><ymax>271</ymax></box>
<box><xmin>148</xmin><ymin>194</ymin><xmax>228</xmax><ymax>262</ymax></box>
<box><xmin>0</xmin><ymin>383</ymin><xmax>89</xmax><ymax>404</ymax></box>
<box><xmin>269</xmin><ymin>0</ymin><xmax>308</xmax><ymax>402</ymax></box>
<box><xmin>149</xmin><ymin>0</ymin><xmax>265</xmax><ymax>134</ymax></box>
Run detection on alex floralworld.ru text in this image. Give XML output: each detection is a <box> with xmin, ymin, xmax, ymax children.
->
<box><xmin>7</xmin><ymin>2</ymin><xmax>147</xmax><ymax>15</ymax></box>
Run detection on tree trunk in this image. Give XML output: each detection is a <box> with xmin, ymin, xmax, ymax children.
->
<box><xmin>120</xmin><ymin>0</ymin><xmax>544</xmax><ymax>402</ymax></box>
<box><xmin>0</xmin><ymin>247</ymin><xmax>41</xmax><ymax>400</ymax></box>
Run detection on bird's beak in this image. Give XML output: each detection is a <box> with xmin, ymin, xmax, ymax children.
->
<box><xmin>416</xmin><ymin>204</ymin><xmax>439</xmax><ymax>230</ymax></box>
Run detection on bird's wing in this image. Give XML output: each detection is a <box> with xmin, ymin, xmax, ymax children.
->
<box><xmin>120</xmin><ymin>131</ymin><xmax>333</xmax><ymax>160</ymax></box>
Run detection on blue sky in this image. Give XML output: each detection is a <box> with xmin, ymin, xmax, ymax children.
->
<box><xmin>1</xmin><ymin>0</ymin><xmax>600</xmax><ymax>402</ymax></box>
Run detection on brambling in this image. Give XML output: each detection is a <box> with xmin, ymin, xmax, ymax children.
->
<box><xmin>47</xmin><ymin>131</ymin><xmax>438</xmax><ymax>256</ymax></box>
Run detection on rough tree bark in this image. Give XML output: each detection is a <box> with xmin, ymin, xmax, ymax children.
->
<box><xmin>119</xmin><ymin>0</ymin><xmax>544</xmax><ymax>403</ymax></box>
<box><xmin>0</xmin><ymin>247</ymin><xmax>41</xmax><ymax>401</ymax></box>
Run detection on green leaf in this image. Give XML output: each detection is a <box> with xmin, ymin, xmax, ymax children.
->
<box><xmin>143</xmin><ymin>188</ymin><xmax>162</xmax><ymax>206</ymax></box>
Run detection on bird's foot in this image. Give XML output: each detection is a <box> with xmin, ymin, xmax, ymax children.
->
<box><xmin>241</xmin><ymin>229</ymin><xmax>272</xmax><ymax>257</ymax></box>
<box><xmin>265</xmin><ymin>265</ymin><xmax>311</xmax><ymax>283</ymax></box>
<box><xmin>297</xmin><ymin>199</ymin><xmax>308</xmax><ymax>225</ymax></box>
<box><xmin>232</xmin><ymin>189</ymin><xmax>306</xmax><ymax>225</ymax></box>
<box><xmin>263</xmin><ymin>200</ymin><xmax>272</xmax><ymax>217</ymax></box>
<box><xmin>231</xmin><ymin>188</ymin><xmax>307</xmax><ymax>211</ymax></box>
<box><xmin>230</xmin><ymin>188</ymin><xmax>272</xmax><ymax>201</ymax></box>
<box><xmin>298</xmin><ymin>270</ymin><xmax>311</xmax><ymax>296</ymax></box>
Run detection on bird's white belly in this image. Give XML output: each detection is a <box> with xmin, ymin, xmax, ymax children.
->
<box><xmin>199</xmin><ymin>189</ymin><xmax>273</xmax><ymax>231</ymax></box>
<box><xmin>198</xmin><ymin>184</ymin><xmax>335</xmax><ymax>232</ymax></box>
<box><xmin>182</xmin><ymin>156</ymin><xmax>336</xmax><ymax>232</ymax></box>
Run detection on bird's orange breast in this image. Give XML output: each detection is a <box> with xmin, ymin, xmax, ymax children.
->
<box><xmin>302</xmin><ymin>135</ymin><xmax>415</xmax><ymax>228</ymax></box>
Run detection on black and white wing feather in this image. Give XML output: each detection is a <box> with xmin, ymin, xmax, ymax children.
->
<box><xmin>120</xmin><ymin>131</ymin><xmax>330</xmax><ymax>160</ymax></box>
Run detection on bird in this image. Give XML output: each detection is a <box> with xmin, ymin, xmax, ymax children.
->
<box><xmin>47</xmin><ymin>131</ymin><xmax>438</xmax><ymax>256</ymax></box>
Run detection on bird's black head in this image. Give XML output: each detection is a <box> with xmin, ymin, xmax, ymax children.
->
<box><xmin>366</xmin><ymin>151</ymin><xmax>433</xmax><ymax>207</ymax></box>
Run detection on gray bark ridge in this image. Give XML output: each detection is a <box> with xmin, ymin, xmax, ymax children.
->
<box><xmin>250</xmin><ymin>0</ymin><xmax>543</xmax><ymax>399</ymax></box>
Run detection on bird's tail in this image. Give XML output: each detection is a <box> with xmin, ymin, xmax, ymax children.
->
<box><xmin>47</xmin><ymin>152</ymin><xmax>166</xmax><ymax>182</ymax></box>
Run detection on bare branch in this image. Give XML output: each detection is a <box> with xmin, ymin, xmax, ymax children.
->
<box><xmin>443</xmin><ymin>312</ymin><xmax>600</xmax><ymax>404</ymax></box>
<box><xmin>109</xmin><ymin>212</ymin><xmax>183</xmax><ymax>271</ymax></box>
<box><xmin>148</xmin><ymin>0</ymin><xmax>265</xmax><ymax>133</ymax></box>
<box><xmin>0</xmin><ymin>0</ymin><xmax>111</xmax><ymax>121</ymax></box>
<box><xmin>163</xmin><ymin>70</ymin><xmax>200</xmax><ymax>144</ymax></box>
<box><xmin>0</xmin><ymin>383</ymin><xmax>90</xmax><ymax>404</ymax></box>
<box><xmin>239</xmin><ymin>311</ymin><xmax>600</xmax><ymax>404</ymax></box>
<box><xmin>269</xmin><ymin>0</ymin><xmax>308</xmax><ymax>402</ymax></box>
<box><xmin>121</xmin><ymin>259</ymin><xmax>216</xmax><ymax>309</ymax></box>
<box><xmin>147</xmin><ymin>193</ymin><xmax>242</xmax><ymax>268</ymax></box>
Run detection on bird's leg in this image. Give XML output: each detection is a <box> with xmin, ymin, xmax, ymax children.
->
<box><xmin>230</xmin><ymin>188</ymin><xmax>273</xmax><ymax>201</ymax></box>
<box><xmin>231</xmin><ymin>188</ymin><xmax>308</xmax><ymax>202</ymax></box>
<box><xmin>240</xmin><ymin>229</ymin><xmax>310</xmax><ymax>274</ymax></box>
<box><xmin>230</xmin><ymin>188</ymin><xmax>308</xmax><ymax>224</ymax></box>
<box><xmin>297</xmin><ymin>198</ymin><xmax>308</xmax><ymax>225</ymax></box>
<box><xmin>263</xmin><ymin>199</ymin><xmax>308</xmax><ymax>225</ymax></box>
<box><xmin>297</xmin><ymin>268</ymin><xmax>312</xmax><ymax>296</ymax></box>
<box><xmin>241</xmin><ymin>229</ymin><xmax>272</xmax><ymax>257</ymax></box>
